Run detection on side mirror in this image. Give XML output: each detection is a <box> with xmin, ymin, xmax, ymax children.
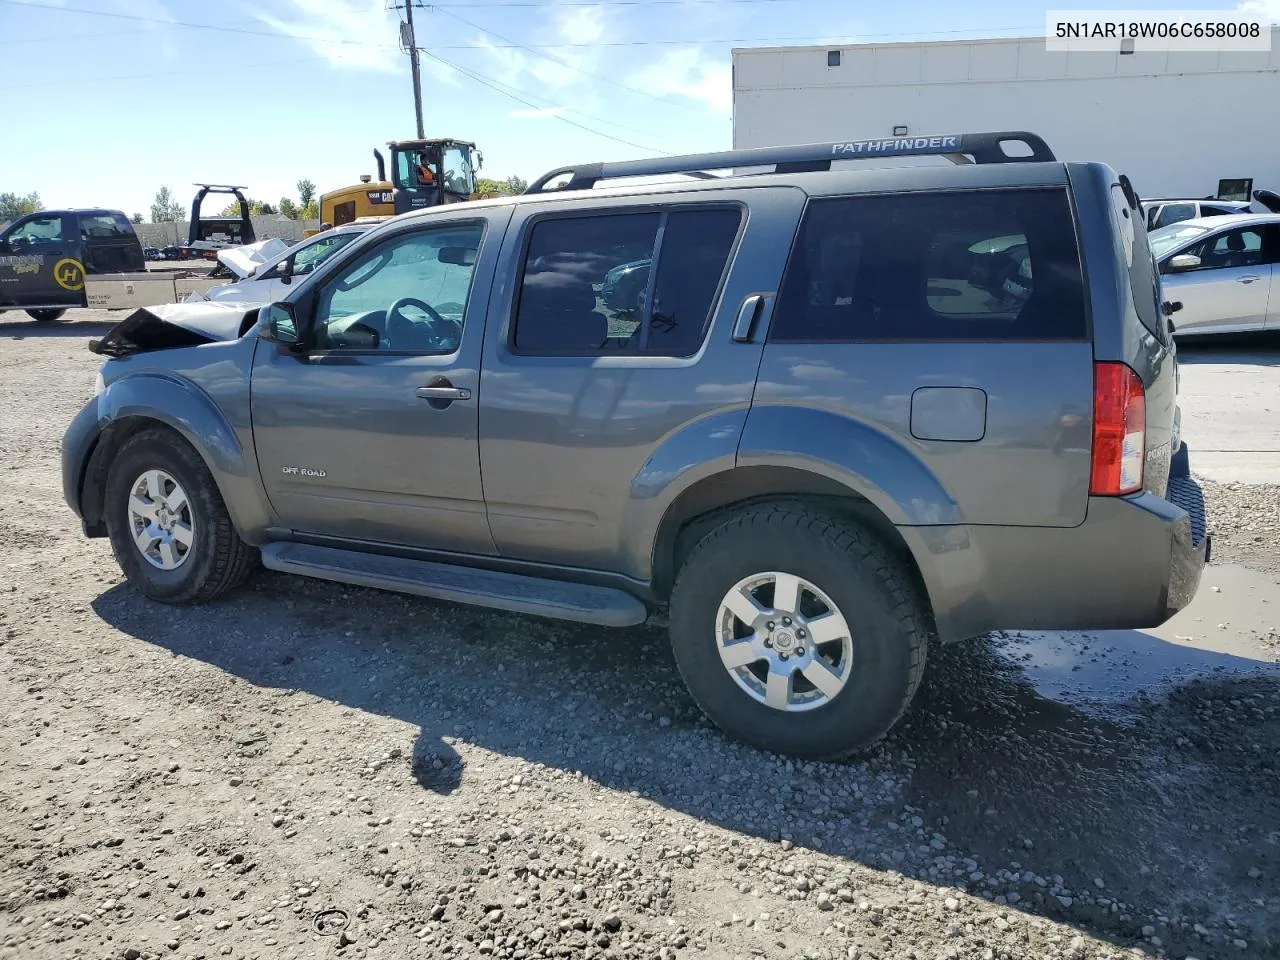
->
<box><xmin>1161</xmin><ymin>300</ymin><xmax>1184</xmax><ymax>317</ymax></box>
<box><xmin>258</xmin><ymin>301</ymin><xmax>301</xmax><ymax>347</ymax></box>
<box><xmin>1167</xmin><ymin>253</ymin><xmax>1201</xmax><ymax>272</ymax></box>
<box><xmin>279</xmin><ymin>256</ymin><xmax>294</xmax><ymax>285</ymax></box>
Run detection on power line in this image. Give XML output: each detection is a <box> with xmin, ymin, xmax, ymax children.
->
<box><xmin>429</xmin><ymin>0</ymin><xmax>801</xmax><ymax>5</ymax></box>
<box><xmin>432</xmin><ymin>6</ymin><xmax>707</xmax><ymax>114</ymax></box>
<box><xmin>0</xmin><ymin>55</ymin><xmax>331</xmax><ymax>91</ymax></box>
<box><xmin>0</xmin><ymin>28</ymin><xmax>145</xmax><ymax>45</ymax></box>
<box><xmin>422</xmin><ymin>49</ymin><xmax>665</xmax><ymax>153</ymax></box>
<box><xmin>0</xmin><ymin>0</ymin><xmax>402</xmax><ymax>48</ymax></box>
<box><xmin>432</xmin><ymin>52</ymin><xmax>663</xmax><ymax>139</ymax></box>
<box><xmin>0</xmin><ymin>1</ymin><xmax>1046</xmax><ymax>50</ymax></box>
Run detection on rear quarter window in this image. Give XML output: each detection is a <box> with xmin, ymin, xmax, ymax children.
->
<box><xmin>1110</xmin><ymin>184</ymin><xmax>1167</xmax><ymax>343</ymax></box>
<box><xmin>79</xmin><ymin>213</ymin><xmax>136</xmax><ymax>239</ymax></box>
<box><xmin>770</xmin><ymin>188</ymin><xmax>1087</xmax><ymax>342</ymax></box>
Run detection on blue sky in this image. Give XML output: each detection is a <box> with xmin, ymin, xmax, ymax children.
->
<box><xmin>0</xmin><ymin>0</ymin><xmax>1269</xmax><ymax>217</ymax></box>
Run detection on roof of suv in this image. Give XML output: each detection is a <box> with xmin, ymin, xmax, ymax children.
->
<box><xmin>396</xmin><ymin>131</ymin><xmax>1082</xmax><ymax>226</ymax></box>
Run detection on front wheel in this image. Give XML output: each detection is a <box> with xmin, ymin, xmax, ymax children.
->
<box><xmin>104</xmin><ymin>427</ymin><xmax>257</xmax><ymax>603</ymax></box>
<box><xmin>27</xmin><ymin>308</ymin><xmax>66</xmax><ymax>323</ymax></box>
<box><xmin>668</xmin><ymin>503</ymin><xmax>931</xmax><ymax>759</ymax></box>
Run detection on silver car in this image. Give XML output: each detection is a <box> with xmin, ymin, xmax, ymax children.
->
<box><xmin>1142</xmin><ymin>198</ymin><xmax>1253</xmax><ymax>230</ymax></box>
<box><xmin>191</xmin><ymin>223</ymin><xmax>374</xmax><ymax>304</ymax></box>
<box><xmin>1151</xmin><ymin>214</ymin><xmax>1280</xmax><ymax>336</ymax></box>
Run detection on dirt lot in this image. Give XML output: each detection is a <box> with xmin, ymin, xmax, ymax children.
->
<box><xmin>2</xmin><ymin>314</ymin><xmax>1278</xmax><ymax>960</ymax></box>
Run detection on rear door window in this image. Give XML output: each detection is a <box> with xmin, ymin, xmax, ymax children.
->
<box><xmin>512</xmin><ymin>207</ymin><xmax>741</xmax><ymax>356</ymax></box>
<box><xmin>770</xmin><ymin>189</ymin><xmax>1087</xmax><ymax>342</ymax></box>
<box><xmin>78</xmin><ymin>212</ymin><xmax>135</xmax><ymax>238</ymax></box>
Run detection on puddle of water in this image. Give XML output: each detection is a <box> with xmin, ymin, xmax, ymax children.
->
<box><xmin>994</xmin><ymin>563</ymin><xmax>1280</xmax><ymax>717</ymax></box>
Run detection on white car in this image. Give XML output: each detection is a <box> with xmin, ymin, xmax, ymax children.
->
<box><xmin>189</xmin><ymin>223</ymin><xmax>374</xmax><ymax>304</ymax></box>
<box><xmin>1151</xmin><ymin>214</ymin><xmax>1280</xmax><ymax>336</ymax></box>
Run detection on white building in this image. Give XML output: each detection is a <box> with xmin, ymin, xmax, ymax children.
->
<box><xmin>732</xmin><ymin>33</ymin><xmax>1280</xmax><ymax>200</ymax></box>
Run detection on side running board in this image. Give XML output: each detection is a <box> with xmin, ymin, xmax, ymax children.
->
<box><xmin>260</xmin><ymin>542</ymin><xmax>649</xmax><ymax>628</ymax></box>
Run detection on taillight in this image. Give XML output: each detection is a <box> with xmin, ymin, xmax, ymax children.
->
<box><xmin>1090</xmin><ymin>362</ymin><xmax>1145</xmax><ymax>495</ymax></box>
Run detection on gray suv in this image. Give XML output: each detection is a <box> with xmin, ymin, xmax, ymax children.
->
<box><xmin>62</xmin><ymin>132</ymin><xmax>1209</xmax><ymax>759</ymax></box>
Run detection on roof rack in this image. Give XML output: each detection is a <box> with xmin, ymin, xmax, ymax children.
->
<box><xmin>525</xmin><ymin>131</ymin><xmax>1055</xmax><ymax>194</ymax></box>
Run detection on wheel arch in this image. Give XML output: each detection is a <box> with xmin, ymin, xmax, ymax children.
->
<box><xmin>649</xmin><ymin>466</ymin><xmax>933</xmax><ymax>619</ymax></box>
<box><xmin>79</xmin><ymin>374</ymin><xmax>272</xmax><ymax>541</ymax></box>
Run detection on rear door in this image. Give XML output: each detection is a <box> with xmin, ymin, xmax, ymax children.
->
<box><xmin>751</xmin><ymin>186</ymin><xmax>1095</xmax><ymax>527</ymax></box>
<box><xmin>77</xmin><ymin>212</ymin><xmax>145</xmax><ymax>273</ymax></box>
<box><xmin>0</xmin><ymin>213</ymin><xmax>81</xmax><ymax>309</ymax></box>
<box><xmin>477</xmin><ymin>186</ymin><xmax>806</xmax><ymax>575</ymax></box>
<box><xmin>1161</xmin><ymin>224</ymin><xmax>1274</xmax><ymax>334</ymax></box>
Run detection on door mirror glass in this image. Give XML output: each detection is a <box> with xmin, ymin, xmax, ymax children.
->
<box><xmin>259</xmin><ymin>301</ymin><xmax>300</xmax><ymax>344</ymax></box>
<box><xmin>1167</xmin><ymin>253</ymin><xmax>1201</xmax><ymax>272</ymax></box>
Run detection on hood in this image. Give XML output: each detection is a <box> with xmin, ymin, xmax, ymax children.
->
<box><xmin>89</xmin><ymin>300</ymin><xmax>261</xmax><ymax>358</ymax></box>
<box><xmin>216</xmin><ymin>237</ymin><xmax>290</xmax><ymax>279</ymax></box>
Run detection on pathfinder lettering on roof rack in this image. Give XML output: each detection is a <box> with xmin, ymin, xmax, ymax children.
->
<box><xmin>832</xmin><ymin>136</ymin><xmax>960</xmax><ymax>155</ymax></box>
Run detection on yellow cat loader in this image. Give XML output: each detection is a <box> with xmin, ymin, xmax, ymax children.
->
<box><xmin>318</xmin><ymin>139</ymin><xmax>481</xmax><ymax>228</ymax></box>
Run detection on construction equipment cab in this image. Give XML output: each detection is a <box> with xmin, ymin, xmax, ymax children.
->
<box><xmin>319</xmin><ymin>139</ymin><xmax>481</xmax><ymax>226</ymax></box>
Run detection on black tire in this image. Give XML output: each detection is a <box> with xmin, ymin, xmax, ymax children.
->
<box><xmin>668</xmin><ymin>503</ymin><xmax>931</xmax><ymax>759</ymax></box>
<box><xmin>104</xmin><ymin>427</ymin><xmax>257</xmax><ymax>604</ymax></box>
<box><xmin>26</xmin><ymin>308</ymin><xmax>67</xmax><ymax>323</ymax></box>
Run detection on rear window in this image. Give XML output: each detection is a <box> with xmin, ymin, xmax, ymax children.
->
<box><xmin>79</xmin><ymin>212</ymin><xmax>135</xmax><ymax>239</ymax></box>
<box><xmin>770</xmin><ymin>189</ymin><xmax>1087</xmax><ymax>342</ymax></box>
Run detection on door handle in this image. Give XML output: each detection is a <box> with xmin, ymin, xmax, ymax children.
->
<box><xmin>1237</xmin><ymin>276</ymin><xmax>1259</xmax><ymax>284</ymax></box>
<box><xmin>732</xmin><ymin>293</ymin><xmax>774</xmax><ymax>342</ymax></box>
<box><xmin>416</xmin><ymin>386</ymin><xmax>471</xmax><ymax>401</ymax></box>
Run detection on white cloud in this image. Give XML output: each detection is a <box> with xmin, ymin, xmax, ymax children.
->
<box><xmin>115</xmin><ymin>0</ymin><xmax>179</xmax><ymax>60</ymax></box>
<box><xmin>508</xmin><ymin>107</ymin><xmax>568</xmax><ymax>120</ymax></box>
<box><xmin>1237</xmin><ymin>0</ymin><xmax>1280</xmax><ymax>16</ymax></box>
<box><xmin>557</xmin><ymin>6</ymin><xmax>605</xmax><ymax>46</ymax></box>
<box><xmin>476</xmin><ymin>5</ymin><xmax>611</xmax><ymax>105</ymax></box>
<box><xmin>250</xmin><ymin>0</ymin><xmax>402</xmax><ymax>72</ymax></box>
<box><xmin>629</xmin><ymin>49</ymin><xmax>732</xmax><ymax>117</ymax></box>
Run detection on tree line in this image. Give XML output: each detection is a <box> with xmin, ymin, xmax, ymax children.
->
<box><xmin>4</xmin><ymin>173</ymin><xmax>530</xmax><ymax>228</ymax></box>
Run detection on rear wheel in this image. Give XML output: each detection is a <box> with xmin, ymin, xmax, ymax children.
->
<box><xmin>104</xmin><ymin>428</ymin><xmax>257</xmax><ymax>603</ymax></box>
<box><xmin>668</xmin><ymin>503</ymin><xmax>930</xmax><ymax>759</ymax></box>
<box><xmin>26</xmin><ymin>308</ymin><xmax>66</xmax><ymax>323</ymax></box>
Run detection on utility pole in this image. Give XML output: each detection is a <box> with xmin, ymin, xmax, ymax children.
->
<box><xmin>398</xmin><ymin>0</ymin><xmax>425</xmax><ymax>138</ymax></box>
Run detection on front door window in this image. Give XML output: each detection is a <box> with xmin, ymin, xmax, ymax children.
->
<box><xmin>6</xmin><ymin>215</ymin><xmax>64</xmax><ymax>245</ymax></box>
<box><xmin>311</xmin><ymin>223</ymin><xmax>484</xmax><ymax>354</ymax></box>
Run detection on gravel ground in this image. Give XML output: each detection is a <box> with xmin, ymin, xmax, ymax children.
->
<box><xmin>2</xmin><ymin>314</ymin><xmax>1277</xmax><ymax>960</ymax></box>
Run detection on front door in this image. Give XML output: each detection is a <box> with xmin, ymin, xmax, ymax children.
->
<box><xmin>1162</xmin><ymin>224</ymin><xmax>1277</xmax><ymax>334</ymax></box>
<box><xmin>0</xmin><ymin>213</ymin><xmax>82</xmax><ymax>309</ymax></box>
<box><xmin>250</xmin><ymin>209</ymin><xmax>511</xmax><ymax>553</ymax></box>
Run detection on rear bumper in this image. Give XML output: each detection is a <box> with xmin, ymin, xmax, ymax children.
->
<box><xmin>903</xmin><ymin>447</ymin><xmax>1209</xmax><ymax>643</ymax></box>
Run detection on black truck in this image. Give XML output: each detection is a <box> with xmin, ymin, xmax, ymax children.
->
<box><xmin>0</xmin><ymin>208</ymin><xmax>146</xmax><ymax>322</ymax></box>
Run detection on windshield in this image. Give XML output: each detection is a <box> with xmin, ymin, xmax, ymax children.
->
<box><xmin>288</xmin><ymin>231</ymin><xmax>361</xmax><ymax>276</ymax></box>
<box><xmin>442</xmin><ymin>145</ymin><xmax>477</xmax><ymax>198</ymax></box>
<box><xmin>393</xmin><ymin>146</ymin><xmax>439</xmax><ymax>191</ymax></box>
<box><xmin>1149</xmin><ymin>223</ymin><xmax>1211</xmax><ymax>258</ymax></box>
